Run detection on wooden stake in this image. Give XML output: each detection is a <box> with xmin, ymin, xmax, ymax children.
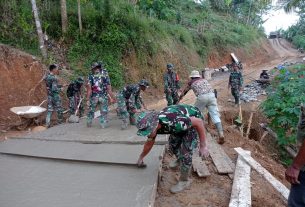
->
<box><xmin>245</xmin><ymin>112</ymin><xmax>254</xmax><ymax>139</ymax></box>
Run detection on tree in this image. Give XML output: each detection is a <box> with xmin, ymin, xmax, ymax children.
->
<box><xmin>282</xmin><ymin>0</ymin><xmax>304</xmax><ymax>12</ymax></box>
<box><xmin>60</xmin><ymin>0</ymin><xmax>68</xmax><ymax>34</ymax></box>
<box><xmin>77</xmin><ymin>0</ymin><xmax>82</xmax><ymax>33</ymax></box>
<box><xmin>30</xmin><ymin>0</ymin><xmax>47</xmax><ymax>59</ymax></box>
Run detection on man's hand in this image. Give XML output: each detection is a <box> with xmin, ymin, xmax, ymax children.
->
<box><xmin>285</xmin><ymin>165</ymin><xmax>300</xmax><ymax>184</ymax></box>
<box><xmin>199</xmin><ymin>146</ymin><xmax>209</xmax><ymax>158</ymax></box>
<box><xmin>137</xmin><ymin>158</ymin><xmax>147</xmax><ymax>168</ymax></box>
<box><xmin>86</xmin><ymin>100</ymin><xmax>90</xmax><ymax>107</ymax></box>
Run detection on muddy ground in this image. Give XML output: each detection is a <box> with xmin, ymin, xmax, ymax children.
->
<box><xmin>154</xmin><ymin>38</ymin><xmax>304</xmax><ymax>207</ymax></box>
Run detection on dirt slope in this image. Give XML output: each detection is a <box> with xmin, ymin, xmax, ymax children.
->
<box><xmin>0</xmin><ymin>44</ymin><xmax>47</xmax><ymax>130</ymax></box>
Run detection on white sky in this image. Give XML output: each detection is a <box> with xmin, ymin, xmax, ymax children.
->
<box><xmin>262</xmin><ymin>1</ymin><xmax>299</xmax><ymax>34</ymax></box>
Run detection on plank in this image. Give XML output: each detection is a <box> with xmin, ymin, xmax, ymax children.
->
<box><xmin>192</xmin><ymin>151</ymin><xmax>211</xmax><ymax>177</ymax></box>
<box><xmin>234</xmin><ymin>147</ymin><xmax>290</xmax><ymax>201</ymax></box>
<box><xmin>229</xmin><ymin>151</ymin><xmax>251</xmax><ymax>207</ymax></box>
<box><xmin>207</xmin><ymin>134</ymin><xmax>233</xmax><ymax>174</ymax></box>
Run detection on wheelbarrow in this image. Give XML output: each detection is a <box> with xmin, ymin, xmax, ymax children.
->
<box><xmin>10</xmin><ymin>100</ymin><xmax>47</xmax><ymax>130</ymax></box>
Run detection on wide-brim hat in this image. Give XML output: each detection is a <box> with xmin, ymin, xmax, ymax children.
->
<box><xmin>189</xmin><ymin>70</ymin><xmax>201</xmax><ymax>78</ymax></box>
<box><xmin>136</xmin><ymin>111</ymin><xmax>159</xmax><ymax>137</ymax></box>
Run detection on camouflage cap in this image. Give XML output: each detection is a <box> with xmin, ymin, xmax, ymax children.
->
<box><xmin>167</xmin><ymin>63</ymin><xmax>174</xmax><ymax>70</ymax></box>
<box><xmin>139</xmin><ymin>79</ymin><xmax>150</xmax><ymax>87</ymax></box>
<box><xmin>91</xmin><ymin>62</ymin><xmax>101</xmax><ymax>69</ymax></box>
<box><xmin>136</xmin><ymin>111</ymin><xmax>159</xmax><ymax>136</ymax></box>
<box><xmin>76</xmin><ymin>77</ymin><xmax>84</xmax><ymax>84</ymax></box>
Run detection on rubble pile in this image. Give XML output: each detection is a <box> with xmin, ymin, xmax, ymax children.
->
<box><xmin>240</xmin><ymin>81</ymin><xmax>267</xmax><ymax>103</ymax></box>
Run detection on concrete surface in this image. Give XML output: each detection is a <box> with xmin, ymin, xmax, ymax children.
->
<box><xmin>17</xmin><ymin>112</ymin><xmax>167</xmax><ymax>144</ymax></box>
<box><xmin>0</xmin><ymin>148</ymin><xmax>163</xmax><ymax>207</ymax></box>
<box><xmin>0</xmin><ymin>112</ymin><xmax>166</xmax><ymax>207</ymax></box>
<box><xmin>0</xmin><ymin>139</ymin><xmax>156</xmax><ymax>165</ymax></box>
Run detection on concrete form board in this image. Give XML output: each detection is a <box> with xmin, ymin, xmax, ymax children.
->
<box><xmin>0</xmin><ymin>145</ymin><xmax>164</xmax><ymax>207</ymax></box>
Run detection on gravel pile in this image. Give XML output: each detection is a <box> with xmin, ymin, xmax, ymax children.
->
<box><xmin>240</xmin><ymin>81</ymin><xmax>267</xmax><ymax>103</ymax></box>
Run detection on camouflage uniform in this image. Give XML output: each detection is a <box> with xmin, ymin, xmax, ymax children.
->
<box><xmin>228</xmin><ymin>71</ymin><xmax>243</xmax><ymax>105</ymax></box>
<box><xmin>117</xmin><ymin>84</ymin><xmax>144</xmax><ymax>126</ymax></box>
<box><xmin>67</xmin><ymin>79</ymin><xmax>84</xmax><ymax>116</ymax></box>
<box><xmin>137</xmin><ymin>104</ymin><xmax>203</xmax><ymax>174</ymax></box>
<box><xmin>164</xmin><ymin>71</ymin><xmax>180</xmax><ymax>106</ymax></box>
<box><xmin>44</xmin><ymin>73</ymin><xmax>63</xmax><ymax>127</ymax></box>
<box><xmin>87</xmin><ymin>69</ymin><xmax>111</xmax><ymax>126</ymax></box>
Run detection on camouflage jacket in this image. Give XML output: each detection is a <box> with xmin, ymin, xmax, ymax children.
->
<box><xmin>44</xmin><ymin>73</ymin><xmax>61</xmax><ymax>96</ymax></box>
<box><xmin>163</xmin><ymin>71</ymin><xmax>180</xmax><ymax>92</ymax></box>
<box><xmin>87</xmin><ymin>69</ymin><xmax>110</xmax><ymax>97</ymax></box>
<box><xmin>157</xmin><ymin>104</ymin><xmax>203</xmax><ymax>135</ymax></box>
<box><xmin>229</xmin><ymin>71</ymin><xmax>243</xmax><ymax>89</ymax></box>
<box><xmin>122</xmin><ymin>84</ymin><xmax>143</xmax><ymax>106</ymax></box>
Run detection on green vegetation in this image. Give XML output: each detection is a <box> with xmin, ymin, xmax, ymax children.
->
<box><xmin>0</xmin><ymin>0</ymin><xmax>270</xmax><ymax>87</ymax></box>
<box><xmin>283</xmin><ymin>2</ymin><xmax>305</xmax><ymax>49</ymax></box>
<box><xmin>261</xmin><ymin>64</ymin><xmax>305</xmax><ymax>149</ymax></box>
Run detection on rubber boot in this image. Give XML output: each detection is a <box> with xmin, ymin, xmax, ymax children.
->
<box><xmin>45</xmin><ymin>111</ymin><xmax>52</xmax><ymax>128</ymax></box>
<box><xmin>170</xmin><ymin>169</ymin><xmax>191</xmax><ymax>193</ymax></box>
<box><xmin>121</xmin><ymin>119</ymin><xmax>128</xmax><ymax>130</ymax></box>
<box><xmin>215</xmin><ymin>122</ymin><xmax>225</xmax><ymax>144</ymax></box>
<box><xmin>169</xmin><ymin>159</ymin><xmax>180</xmax><ymax>170</ymax></box>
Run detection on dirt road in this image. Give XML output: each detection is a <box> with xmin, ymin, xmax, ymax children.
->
<box><xmin>155</xmin><ymin>39</ymin><xmax>304</xmax><ymax>207</ymax></box>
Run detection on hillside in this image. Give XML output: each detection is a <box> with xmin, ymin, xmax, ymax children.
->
<box><xmin>0</xmin><ymin>0</ymin><xmax>268</xmax><ymax>88</ymax></box>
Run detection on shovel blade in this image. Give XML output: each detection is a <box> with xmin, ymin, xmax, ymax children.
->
<box><xmin>68</xmin><ymin>115</ymin><xmax>80</xmax><ymax>123</ymax></box>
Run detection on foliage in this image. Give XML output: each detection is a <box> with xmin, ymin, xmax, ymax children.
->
<box><xmin>261</xmin><ymin>64</ymin><xmax>305</xmax><ymax>146</ymax></box>
<box><xmin>0</xmin><ymin>0</ymin><xmax>268</xmax><ymax>88</ymax></box>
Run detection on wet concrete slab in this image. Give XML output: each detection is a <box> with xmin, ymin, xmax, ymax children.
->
<box><xmin>0</xmin><ymin>112</ymin><xmax>167</xmax><ymax>207</ymax></box>
<box><xmin>17</xmin><ymin>112</ymin><xmax>167</xmax><ymax>144</ymax></box>
<box><xmin>0</xmin><ymin>139</ymin><xmax>158</xmax><ymax>165</ymax></box>
<box><xmin>0</xmin><ymin>148</ymin><xmax>163</xmax><ymax>207</ymax></box>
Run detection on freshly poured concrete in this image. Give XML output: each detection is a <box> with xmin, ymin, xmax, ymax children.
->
<box><xmin>0</xmin><ymin>139</ymin><xmax>154</xmax><ymax>165</ymax></box>
<box><xmin>18</xmin><ymin>112</ymin><xmax>167</xmax><ymax>144</ymax></box>
<box><xmin>0</xmin><ymin>151</ymin><xmax>162</xmax><ymax>207</ymax></box>
<box><xmin>0</xmin><ymin>112</ymin><xmax>166</xmax><ymax>207</ymax></box>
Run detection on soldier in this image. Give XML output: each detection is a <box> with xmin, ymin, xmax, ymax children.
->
<box><xmin>86</xmin><ymin>62</ymin><xmax>116</xmax><ymax>128</ymax></box>
<box><xmin>67</xmin><ymin>77</ymin><xmax>84</xmax><ymax>117</ymax></box>
<box><xmin>179</xmin><ymin>70</ymin><xmax>225</xmax><ymax>144</ymax></box>
<box><xmin>116</xmin><ymin>79</ymin><xmax>149</xmax><ymax>129</ymax></box>
<box><xmin>44</xmin><ymin>64</ymin><xmax>63</xmax><ymax>128</ymax></box>
<box><xmin>136</xmin><ymin>104</ymin><xmax>209</xmax><ymax>193</ymax></box>
<box><xmin>286</xmin><ymin>104</ymin><xmax>305</xmax><ymax>207</ymax></box>
<box><xmin>228</xmin><ymin>63</ymin><xmax>243</xmax><ymax>107</ymax></box>
<box><xmin>164</xmin><ymin>63</ymin><xmax>180</xmax><ymax>106</ymax></box>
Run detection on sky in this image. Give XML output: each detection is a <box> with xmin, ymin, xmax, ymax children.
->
<box><xmin>262</xmin><ymin>1</ymin><xmax>300</xmax><ymax>34</ymax></box>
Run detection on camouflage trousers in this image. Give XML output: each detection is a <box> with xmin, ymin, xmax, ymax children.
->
<box><xmin>165</xmin><ymin>90</ymin><xmax>179</xmax><ymax>106</ymax></box>
<box><xmin>46</xmin><ymin>94</ymin><xmax>63</xmax><ymax>127</ymax></box>
<box><xmin>116</xmin><ymin>91</ymin><xmax>140</xmax><ymax>126</ymax></box>
<box><xmin>168</xmin><ymin>128</ymin><xmax>198</xmax><ymax>173</ymax></box>
<box><xmin>116</xmin><ymin>92</ymin><xmax>129</xmax><ymax>124</ymax></box>
<box><xmin>87</xmin><ymin>95</ymin><xmax>109</xmax><ymax>125</ymax></box>
<box><xmin>231</xmin><ymin>88</ymin><xmax>240</xmax><ymax>105</ymax></box>
<box><xmin>68</xmin><ymin>96</ymin><xmax>84</xmax><ymax>117</ymax></box>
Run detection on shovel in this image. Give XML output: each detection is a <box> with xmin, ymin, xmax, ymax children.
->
<box><xmin>68</xmin><ymin>98</ymin><xmax>83</xmax><ymax>123</ymax></box>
